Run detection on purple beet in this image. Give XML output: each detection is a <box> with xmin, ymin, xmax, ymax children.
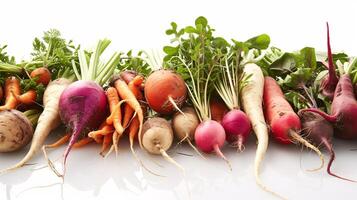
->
<box><xmin>299</xmin><ymin>111</ymin><xmax>355</xmax><ymax>182</ymax></box>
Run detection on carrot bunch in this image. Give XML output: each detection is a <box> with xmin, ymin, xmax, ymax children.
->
<box><xmin>0</xmin><ymin>76</ymin><xmax>37</xmax><ymax>111</ymax></box>
<box><xmin>46</xmin><ymin>75</ymin><xmax>145</xmax><ymax>157</ymax></box>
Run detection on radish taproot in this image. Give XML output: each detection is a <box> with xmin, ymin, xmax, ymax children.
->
<box><xmin>142</xmin><ymin>117</ymin><xmax>183</xmax><ymax>170</ymax></box>
<box><xmin>301</xmin><ymin>74</ymin><xmax>357</xmax><ymax>139</ymax></box>
<box><xmin>144</xmin><ymin>69</ymin><xmax>187</xmax><ymax>115</ymax></box>
<box><xmin>45</xmin><ymin>39</ymin><xmax>120</xmax><ymax>177</ymax></box>
<box><xmin>0</xmin><ymin>78</ymin><xmax>71</xmax><ymax>175</ymax></box>
<box><xmin>320</xmin><ymin>23</ymin><xmax>338</xmax><ymax>100</ymax></box>
<box><xmin>299</xmin><ymin>111</ymin><xmax>355</xmax><ymax>182</ymax></box>
<box><xmin>0</xmin><ymin>110</ymin><xmax>33</xmax><ymax>152</ymax></box>
<box><xmin>264</xmin><ymin>76</ymin><xmax>324</xmax><ymax>168</ymax></box>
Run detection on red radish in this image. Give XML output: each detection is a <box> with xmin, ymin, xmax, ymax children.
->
<box><xmin>301</xmin><ymin>74</ymin><xmax>357</xmax><ymax>139</ymax></box>
<box><xmin>264</xmin><ymin>76</ymin><xmax>324</xmax><ymax>168</ymax></box>
<box><xmin>299</xmin><ymin>111</ymin><xmax>355</xmax><ymax>182</ymax></box>
<box><xmin>30</xmin><ymin>67</ymin><xmax>52</xmax><ymax>86</ymax></box>
<box><xmin>210</xmin><ymin>98</ymin><xmax>229</xmax><ymax>122</ymax></box>
<box><xmin>221</xmin><ymin>109</ymin><xmax>251</xmax><ymax>151</ymax></box>
<box><xmin>144</xmin><ymin>69</ymin><xmax>187</xmax><ymax>115</ymax></box>
<box><xmin>320</xmin><ymin>23</ymin><xmax>338</xmax><ymax>100</ymax></box>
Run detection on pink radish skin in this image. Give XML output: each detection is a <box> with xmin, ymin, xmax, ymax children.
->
<box><xmin>221</xmin><ymin>109</ymin><xmax>251</xmax><ymax>151</ymax></box>
<box><xmin>59</xmin><ymin>80</ymin><xmax>108</xmax><ymax>172</ymax></box>
<box><xmin>302</xmin><ymin>74</ymin><xmax>357</xmax><ymax>139</ymax></box>
<box><xmin>320</xmin><ymin>22</ymin><xmax>338</xmax><ymax>100</ymax></box>
<box><xmin>194</xmin><ymin>120</ymin><xmax>230</xmax><ymax>167</ymax></box>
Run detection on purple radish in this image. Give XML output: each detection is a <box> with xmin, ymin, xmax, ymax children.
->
<box><xmin>320</xmin><ymin>22</ymin><xmax>339</xmax><ymax>100</ymax></box>
<box><xmin>221</xmin><ymin>109</ymin><xmax>251</xmax><ymax>151</ymax></box>
<box><xmin>299</xmin><ymin>111</ymin><xmax>355</xmax><ymax>182</ymax></box>
<box><xmin>301</xmin><ymin>74</ymin><xmax>357</xmax><ymax>139</ymax></box>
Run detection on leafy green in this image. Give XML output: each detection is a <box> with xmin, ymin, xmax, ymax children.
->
<box><xmin>117</xmin><ymin>50</ymin><xmax>152</xmax><ymax>76</ymax></box>
<box><xmin>164</xmin><ymin>16</ymin><xmax>268</xmax><ymax>119</ymax></box>
<box><xmin>0</xmin><ymin>44</ymin><xmax>15</xmax><ymax>64</ymax></box>
<box><xmin>29</xmin><ymin>29</ymin><xmax>79</xmax><ymax>79</ymax></box>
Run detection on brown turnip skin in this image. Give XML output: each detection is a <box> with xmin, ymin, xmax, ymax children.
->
<box><xmin>172</xmin><ymin>107</ymin><xmax>199</xmax><ymax>141</ymax></box>
<box><xmin>0</xmin><ymin>110</ymin><xmax>33</xmax><ymax>152</ymax></box>
<box><xmin>142</xmin><ymin>117</ymin><xmax>173</xmax><ymax>154</ymax></box>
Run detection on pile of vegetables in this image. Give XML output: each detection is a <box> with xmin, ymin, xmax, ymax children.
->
<box><xmin>1</xmin><ymin>17</ymin><xmax>357</xmax><ymax>199</ymax></box>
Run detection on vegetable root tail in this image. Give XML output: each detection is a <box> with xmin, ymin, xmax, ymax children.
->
<box><xmin>168</xmin><ymin>96</ymin><xmax>186</xmax><ymax>117</ymax></box>
<box><xmin>322</xmin><ymin>138</ymin><xmax>356</xmax><ymax>182</ymax></box>
<box><xmin>129</xmin><ymin>139</ymin><xmax>163</xmax><ymax>177</ymax></box>
<box><xmin>158</xmin><ymin>145</ymin><xmax>185</xmax><ymax>173</ymax></box>
<box><xmin>289</xmin><ymin>131</ymin><xmax>324</xmax><ymax>171</ymax></box>
<box><xmin>186</xmin><ymin>138</ymin><xmax>206</xmax><ymax>159</ymax></box>
<box><xmin>213</xmin><ymin>144</ymin><xmax>232</xmax><ymax>171</ymax></box>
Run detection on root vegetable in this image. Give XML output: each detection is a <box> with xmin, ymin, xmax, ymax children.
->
<box><xmin>30</xmin><ymin>67</ymin><xmax>52</xmax><ymax>86</ymax></box>
<box><xmin>142</xmin><ymin>117</ymin><xmax>183</xmax><ymax>170</ymax></box>
<box><xmin>301</xmin><ymin>74</ymin><xmax>357</xmax><ymax>139</ymax></box>
<box><xmin>299</xmin><ymin>111</ymin><xmax>355</xmax><ymax>182</ymax></box>
<box><xmin>144</xmin><ymin>69</ymin><xmax>187</xmax><ymax>115</ymax></box>
<box><xmin>0</xmin><ymin>110</ymin><xmax>33</xmax><ymax>152</ymax></box>
<box><xmin>221</xmin><ymin>109</ymin><xmax>251</xmax><ymax>151</ymax></box>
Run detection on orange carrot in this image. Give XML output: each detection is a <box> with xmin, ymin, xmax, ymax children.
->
<box><xmin>100</xmin><ymin>133</ymin><xmax>113</xmax><ymax>157</ymax></box>
<box><xmin>123</xmin><ymin>76</ymin><xmax>144</xmax><ymax>128</ymax></box>
<box><xmin>114</xmin><ymin>79</ymin><xmax>144</xmax><ymax>148</ymax></box>
<box><xmin>30</xmin><ymin>67</ymin><xmax>51</xmax><ymax>86</ymax></box>
<box><xmin>15</xmin><ymin>89</ymin><xmax>37</xmax><ymax>105</ymax></box>
<box><xmin>73</xmin><ymin>137</ymin><xmax>93</xmax><ymax>148</ymax></box>
<box><xmin>88</xmin><ymin>123</ymin><xmax>114</xmax><ymax>143</ymax></box>
<box><xmin>0</xmin><ymin>76</ymin><xmax>20</xmax><ymax>111</ymax></box>
<box><xmin>129</xmin><ymin>116</ymin><xmax>139</xmax><ymax>145</ymax></box>
<box><xmin>44</xmin><ymin>134</ymin><xmax>71</xmax><ymax>149</ymax></box>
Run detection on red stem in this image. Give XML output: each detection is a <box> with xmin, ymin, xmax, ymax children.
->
<box><xmin>298</xmin><ymin>108</ymin><xmax>338</xmax><ymax>123</ymax></box>
<box><xmin>322</xmin><ymin>137</ymin><xmax>356</xmax><ymax>182</ymax></box>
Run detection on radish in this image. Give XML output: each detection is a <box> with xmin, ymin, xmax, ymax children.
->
<box><xmin>46</xmin><ymin>39</ymin><xmax>120</xmax><ymax>177</ymax></box>
<box><xmin>144</xmin><ymin>69</ymin><xmax>187</xmax><ymax>115</ymax></box>
<box><xmin>214</xmin><ymin>56</ymin><xmax>252</xmax><ymax>151</ymax></box>
<box><xmin>301</xmin><ymin>74</ymin><xmax>357</xmax><ymax>139</ymax></box>
<box><xmin>320</xmin><ymin>23</ymin><xmax>338</xmax><ymax>100</ymax></box>
<box><xmin>299</xmin><ymin>111</ymin><xmax>355</xmax><ymax>182</ymax></box>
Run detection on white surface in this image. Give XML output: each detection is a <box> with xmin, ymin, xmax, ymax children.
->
<box><xmin>1</xmin><ymin>0</ymin><xmax>357</xmax><ymax>199</ymax></box>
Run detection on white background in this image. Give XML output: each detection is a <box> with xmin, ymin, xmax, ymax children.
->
<box><xmin>1</xmin><ymin>0</ymin><xmax>357</xmax><ymax>199</ymax></box>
